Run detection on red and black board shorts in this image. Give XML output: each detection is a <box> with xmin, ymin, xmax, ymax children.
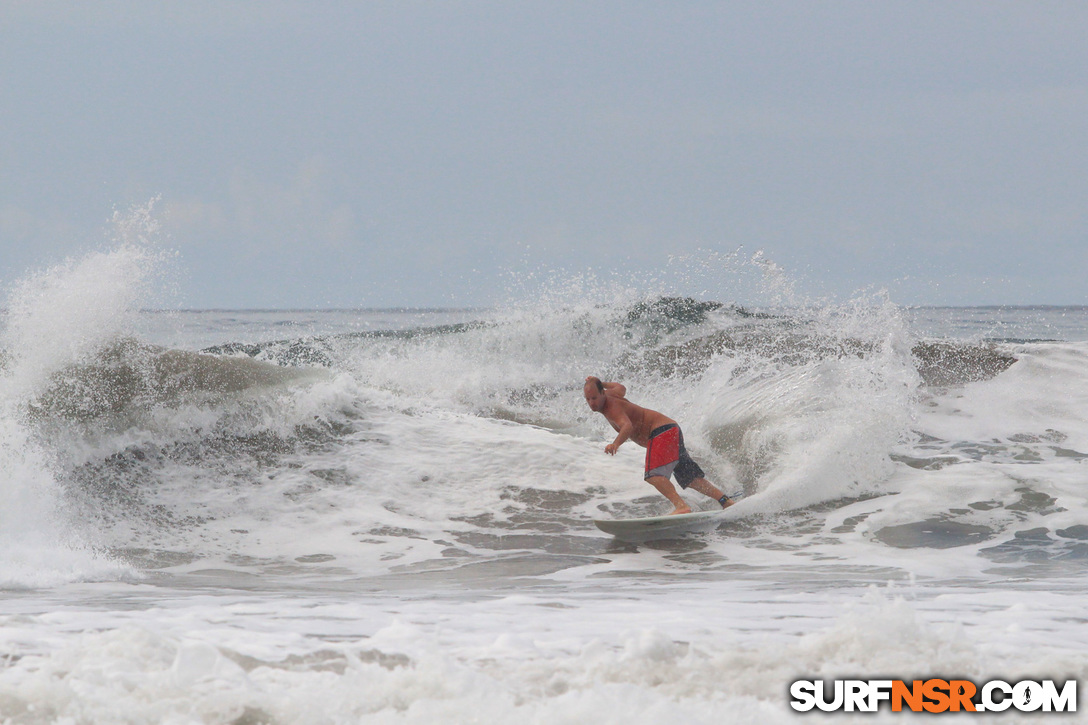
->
<box><xmin>644</xmin><ymin>423</ymin><xmax>705</xmax><ymax>489</ymax></box>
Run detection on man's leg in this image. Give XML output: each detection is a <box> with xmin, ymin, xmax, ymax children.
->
<box><xmin>645</xmin><ymin>476</ymin><xmax>692</xmax><ymax>515</ymax></box>
<box><xmin>688</xmin><ymin>478</ymin><xmax>734</xmax><ymax>509</ymax></box>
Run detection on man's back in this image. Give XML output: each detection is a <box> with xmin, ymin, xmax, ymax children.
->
<box><xmin>603</xmin><ymin>394</ymin><xmax>676</xmax><ymax>447</ymax></box>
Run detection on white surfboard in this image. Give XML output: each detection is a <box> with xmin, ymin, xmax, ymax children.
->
<box><xmin>593</xmin><ymin>509</ymin><xmax>727</xmax><ymax>542</ymax></box>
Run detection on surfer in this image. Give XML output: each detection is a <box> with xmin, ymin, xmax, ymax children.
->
<box><xmin>583</xmin><ymin>376</ymin><xmax>735</xmax><ymax>515</ymax></box>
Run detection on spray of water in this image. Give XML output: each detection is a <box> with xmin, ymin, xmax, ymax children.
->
<box><xmin>333</xmin><ymin>249</ymin><xmax>922</xmax><ymax>513</ymax></box>
<box><xmin>0</xmin><ymin>200</ymin><xmax>165</xmax><ymax>585</ymax></box>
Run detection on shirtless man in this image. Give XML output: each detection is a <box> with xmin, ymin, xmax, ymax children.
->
<box><xmin>583</xmin><ymin>376</ymin><xmax>735</xmax><ymax>515</ymax></box>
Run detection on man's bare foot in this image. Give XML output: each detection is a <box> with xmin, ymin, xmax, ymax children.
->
<box><xmin>720</xmin><ymin>497</ymin><xmax>734</xmax><ymax>509</ymax></box>
<box><xmin>668</xmin><ymin>504</ymin><xmax>693</xmax><ymax>515</ymax></box>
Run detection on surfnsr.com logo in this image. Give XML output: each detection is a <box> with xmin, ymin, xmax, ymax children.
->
<box><xmin>790</xmin><ymin>679</ymin><xmax>1077</xmax><ymax>713</ymax></box>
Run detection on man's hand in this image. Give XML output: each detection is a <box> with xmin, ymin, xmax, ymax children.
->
<box><xmin>605</xmin><ymin>442</ymin><xmax>619</xmax><ymax>455</ymax></box>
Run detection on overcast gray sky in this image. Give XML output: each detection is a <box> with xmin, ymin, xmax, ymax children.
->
<box><xmin>2</xmin><ymin>1</ymin><xmax>1085</xmax><ymax>308</ymax></box>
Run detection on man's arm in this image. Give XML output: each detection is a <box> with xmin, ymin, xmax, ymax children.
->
<box><xmin>603</xmin><ymin>407</ymin><xmax>634</xmax><ymax>455</ymax></box>
<box><xmin>602</xmin><ymin>381</ymin><xmax>627</xmax><ymax>399</ymax></box>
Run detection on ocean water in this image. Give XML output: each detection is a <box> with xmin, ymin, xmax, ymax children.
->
<box><xmin>2</xmin><ymin>241</ymin><xmax>1087</xmax><ymax>723</ymax></box>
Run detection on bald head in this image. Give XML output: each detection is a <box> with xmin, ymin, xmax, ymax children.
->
<box><xmin>584</xmin><ymin>378</ymin><xmax>607</xmax><ymax>412</ymax></box>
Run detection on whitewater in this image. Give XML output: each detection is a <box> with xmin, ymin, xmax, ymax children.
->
<box><xmin>1</xmin><ymin>229</ymin><xmax>1087</xmax><ymax>723</ymax></box>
